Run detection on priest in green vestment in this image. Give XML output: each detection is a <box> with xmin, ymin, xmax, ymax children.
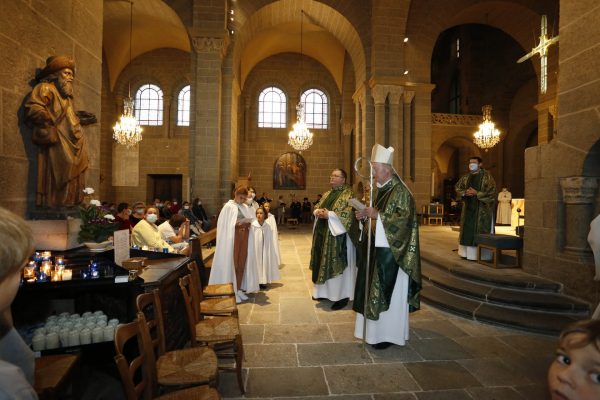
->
<box><xmin>455</xmin><ymin>156</ymin><xmax>496</xmax><ymax>260</ymax></box>
<box><xmin>353</xmin><ymin>144</ymin><xmax>421</xmax><ymax>349</ymax></box>
<box><xmin>309</xmin><ymin>169</ymin><xmax>358</xmax><ymax>310</ymax></box>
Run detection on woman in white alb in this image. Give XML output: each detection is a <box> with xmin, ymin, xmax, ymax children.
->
<box><xmin>243</xmin><ymin>207</ymin><xmax>280</xmax><ymax>292</ymax></box>
<box><xmin>261</xmin><ymin>202</ymin><xmax>281</xmax><ymax>266</ymax></box>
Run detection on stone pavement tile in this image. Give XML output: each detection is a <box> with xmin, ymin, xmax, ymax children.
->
<box><xmin>248</xmin><ymin>310</ymin><xmax>280</xmax><ymax>324</ymax></box>
<box><xmin>409</xmin><ymin>308</ymin><xmax>444</xmax><ymax>321</ymax></box>
<box><xmin>414</xmin><ymin>389</ymin><xmax>473</xmax><ymax>400</ymax></box>
<box><xmin>280</xmin><ymin>298</ymin><xmax>319</xmax><ymax>324</ymax></box>
<box><xmin>410</xmin><ymin>320</ymin><xmax>469</xmax><ymax>339</ymax></box>
<box><xmin>325</xmin><ymin>364</ymin><xmax>419</xmax><ymax>394</ymax></box>
<box><xmin>409</xmin><ymin>338</ymin><xmax>473</xmax><ymax>360</ymax></box>
<box><xmin>252</xmin><ymin>300</ymin><xmax>280</xmax><ymax>312</ymax></box>
<box><xmin>499</xmin><ymin>354</ymin><xmax>554</xmax><ymax>383</ymax></box>
<box><xmin>457</xmin><ymin>358</ymin><xmax>531</xmax><ymax>386</ymax></box>
<box><xmin>264</xmin><ymin>323</ymin><xmax>333</xmax><ymax>343</ymax></box>
<box><xmin>373</xmin><ymin>394</ymin><xmax>417</xmax><ymax>400</ymax></box>
<box><xmin>404</xmin><ymin>361</ymin><xmax>481</xmax><ymax>391</ymax></box>
<box><xmin>448</xmin><ymin>318</ymin><xmax>515</xmax><ymax>337</ymax></box>
<box><xmin>217</xmin><ymin>368</ymin><xmax>247</xmax><ymax>398</ymax></box>
<box><xmin>244</xmin><ymin>343</ymin><xmax>298</xmax><ymax>367</ymax></box>
<box><xmin>245</xmin><ymin>367</ymin><xmax>329</xmax><ymax>397</ymax></box>
<box><xmin>513</xmin><ymin>384</ymin><xmax>551</xmax><ymax>400</ymax></box>
<box><xmin>274</xmin><ymin>396</ymin><xmax>373</xmax><ymax>400</ymax></box>
<box><xmin>240</xmin><ymin>324</ymin><xmax>264</xmax><ymax>344</ymax></box>
<box><xmin>368</xmin><ymin>343</ymin><xmax>423</xmax><ymax>363</ymax></box>
<box><xmin>251</xmin><ymin>290</ymin><xmax>281</xmax><ymax>306</ymax></box>
<box><xmin>272</xmin><ymin>280</ymin><xmax>310</xmax><ymax>293</ymax></box>
<box><xmin>316</xmin><ymin>309</ymin><xmax>356</xmax><ymax>323</ymax></box>
<box><xmin>452</xmin><ymin>336</ymin><xmax>521</xmax><ymax>358</ymax></box>
<box><xmin>497</xmin><ymin>334</ymin><xmax>557</xmax><ymax>358</ymax></box>
<box><xmin>329</xmin><ymin>323</ymin><xmax>361</xmax><ymax>343</ymax></box>
<box><xmin>467</xmin><ymin>387</ymin><xmax>527</xmax><ymax>400</ymax></box>
<box><xmin>236</xmin><ymin>302</ymin><xmax>254</xmax><ymax>324</ymax></box>
<box><xmin>298</xmin><ymin>342</ymin><xmax>371</xmax><ymax>366</ymax></box>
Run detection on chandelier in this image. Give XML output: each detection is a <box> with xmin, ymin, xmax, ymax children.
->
<box><xmin>288</xmin><ymin>10</ymin><xmax>313</xmax><ymax>152</ymax></box>
<box><xmin>113</xmin><ymin>1</ymin><xmax>143</xmax><ymax>148</ymax></box>
<box><xmin>473</xmin><ymin>105</ymin><xmax>501</xmax><ymax>150</ymax></box>
<box><xmin>288</xmin><ymin>102</ymin><xmax>313</xmax><ymax>151</ymax></box>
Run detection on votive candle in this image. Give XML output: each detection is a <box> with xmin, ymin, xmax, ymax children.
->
<box><xmin>62</xmin><ymin>269</ymin><xmax>72</xmax><ymax>281</ymax></box>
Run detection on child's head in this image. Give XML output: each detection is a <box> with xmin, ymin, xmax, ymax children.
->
<box><xmin>263</xmin><ymin>202</ymin><xmax>271</xmax><ymax>214</ymax></box>
<box><xmin>256</xmin><ymin>207</ymin><xmax>265</xmax><ymax>224</ymax></box>
<box><xmin>547</xmin><ymin>319</ymin><xmax>600</xmax><ymax>400</ymax></box>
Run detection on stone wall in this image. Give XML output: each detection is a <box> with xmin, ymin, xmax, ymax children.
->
<box><xmin>108</xmin><ymin>48</ymin><xmax>191</xmax><ymax>206</ymax></box>
<box><xmin>523</xmin><ymin>2</ymin><xmax>600</xmax><ymax>305</ymax></box>
<box><xmin>240</xmin><ymin>53</ymin><xmax>343</xmax><ymax>205</ymax></box>
<box><xmin>0</xmin><ymin>0</ymin><xmax>103</xmax><ymax>217</ymax></box>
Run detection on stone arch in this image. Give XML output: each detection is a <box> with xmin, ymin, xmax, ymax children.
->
<box><xmin>232</xmin><ymin>0</ymin><xmax>366</xmax><ymax>92</ymax></box>
<box><xmin>433</xmin><ymin>136</ymin><xmax>482</xmax><ymax>199</ymax></box>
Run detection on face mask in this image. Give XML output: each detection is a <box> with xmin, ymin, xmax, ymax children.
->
<box><xmin>135</xmin><ymin>208</ymin><xmax>145</xmax><ymax>214</ymax></box>
<box><xmin>469</xmin><ymin>163</ymin><xmax>478</xmax><ymax>172</ymax></box>
<box><xmin>146</xmin><ymin>214</ymin><xmax>158</xmax><ymax>224</ymax></box>
<box><xmin>184</xmin><ymin>205</ymin><xmax>190</xmax><ymax>210</ymax></box>
<box><xmin>173</xmin><ymin>202</ymin><xmax>178</xmax><ymax>205</ymax></box>
<box><xmin>158</xmin><ymin>203</ymin><xmax>163</xmax><ymax>207</ymax></box>
<box><xmin>197</xmin><ymin>201</ymin><xmax>202</xmax><ymax>205</ymax></box>
<box><xmin>127</xmin><ymin>209</ymin><xmax>132</xmax><ymax>216</ymax></box>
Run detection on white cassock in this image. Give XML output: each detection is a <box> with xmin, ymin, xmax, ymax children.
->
<box><xmin>264</xmin><ymin>214</ymin><xmax>281</xmax><ymax>266</ymax></box>
<box><xmin>496</xmin><ymin>190</ymin><xmax>512</xmax><ymax>225</ymax></box>
<box><xmin>354</xmin><ymin>217</ymin><xmax>410</xmax><ymax>346</ymax></box>
<box><xmin>209</xmin><ymin>200</ymin><xmax>255</xmax><ymax>302</ymax></box>
<box><xmin>243</xmin><ymin>220</ymin><xmax>280</xmax><ymax>292</ymax></box>
<box><xmin>312</xmin><ymin>211</ymin><xmax>357</xmax><ymax>301</ymax></box>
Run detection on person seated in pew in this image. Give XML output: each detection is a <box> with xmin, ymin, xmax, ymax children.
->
<box><xmin>132</xmin><ymin>207</ymin><xmax>190</xmax><ymax>255</ymax></box>
<box><xmin>158</xmin><ymin>214</ymin><xmax>190</xmax><ymax>251</ymax></box>
<box><xmin>0</xmin><ymin>207</ymin><xmax>37</xmax><ymax>399</ymax></box>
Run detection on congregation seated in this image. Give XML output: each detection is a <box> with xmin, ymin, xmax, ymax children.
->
<box><xmin>132</xmin><ymin>207</ymin><xmax>190</xmax><ymax>255</ymax></box>
<box><xmin>129</xmin><ymin>201</ymin><xmax>146</xmax><ymax>227</ymax></box>
<box><xmin>114</xmin><ymin>202</ymin><xmax>132</xmax><ymax>232</ymax></box>
<box><xmin>158</xmin><ymin>214</ymin><xmax>190</xmax><ymax>252</ymax></box>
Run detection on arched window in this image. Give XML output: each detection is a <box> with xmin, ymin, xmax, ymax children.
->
<box><xmin>258</xmin><ymin>86</ymin><xmax>286</xmax><ymax>128</ymax></box>
<box><xmin>301</xmin><ymin>88</ymin><xmax>328</xmax><ymax>129</ymax></box>
<box><xmin>177</xmin><ymin>85</ymin><xmax>190</xmax><ymax>126</ymax></box>
<box><xmin>135</xmin><ymin>84</ymin><xmax>163</xmax><ymax>126</ymax></box>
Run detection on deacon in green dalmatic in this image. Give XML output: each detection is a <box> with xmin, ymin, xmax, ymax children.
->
<box><xmin>309</xmin><ymin>169</ymin><xmax>359</xmax><ymax>310</ymax></box>
<box><xmin>353</xmin><ymin>144</ymin><xmax>421</xmax><ymax>350</ymax></box>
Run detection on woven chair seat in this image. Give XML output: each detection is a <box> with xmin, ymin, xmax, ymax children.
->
<box><xmin>34</xmin><ymin>354</ymin><xmax>79</xmax><ymax>396</ymax></box>
<box><xmin>156</xmin><ymin>384</ymin><xmax>220</xmax><ymax>400</ymax></box>
<box><xmin>157</xmin><ymin>346</ymin><xmax>218</xmax><ymax>386</ymax></box>
<box><xmin>200</xmin><ymin>296</ymin><xmax>237</xmax><ymax>315</ymax></box>
<box><xmin>196</xmin><ymin>316</ymin><xmax>240</xmax><ymax>342</ymax></box>
<box><xmin>203</xmin><ymin>283</ymin><xmax>235</xmax><ymax>297</ymax></box>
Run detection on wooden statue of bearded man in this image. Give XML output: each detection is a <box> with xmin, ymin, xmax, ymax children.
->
<box><xmin>24</xmin><ymin>56</ymin><xmax>93</xmax><ymax>208</ymax></box>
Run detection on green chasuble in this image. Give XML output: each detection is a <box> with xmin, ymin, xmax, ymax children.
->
<box><xmin>309</xmin><ymin>184</ymin><xmax>357</xmax><ymax>284</ymax></box>
<box><xmin>455</xmin><ymin>169</ymin><xmax>496</xmax><ymax>246</ymax></box>
<box><xmin>353</xmin><ymin>175</ymin><xmax>421</xmax><ymax>320</ymax></box>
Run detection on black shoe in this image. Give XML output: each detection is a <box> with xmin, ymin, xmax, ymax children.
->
<box><xmin>312</xmin><ymin>296</ymin><xmax>326</xmax><ymax>301</ymax></box>
<box><xmin>330</xmin><ymin>298</ymin><xmax>349</xmax><ymax>310</ymax></box>
<box><xmin>371</xmin><ymin>342</ymin><xmax>393</xmax><ymax>350</ymax></box>
<box><xmin>259</xmin><ymin>284</ymin><xmax>268</xmax><ymax>290</ymax></box>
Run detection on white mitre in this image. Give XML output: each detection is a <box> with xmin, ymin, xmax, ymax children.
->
<box><xmin>371</xmin><ymin>144</ymin><xmax>394</xmax><ymax>164</ymax></box>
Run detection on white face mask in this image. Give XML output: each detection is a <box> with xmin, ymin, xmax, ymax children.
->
<box><xmin>127</xmin><ymin>209</ymin><xmax>132</xmax><ymax>215</ymax></box>
<box><xmin>135</xmin><ymin>208</ymin><xmax>145</xmax><ymax>214</ymax></box>
<box><xmin>197</xmin><ymin>201</ymin><xmax>202</xmax><ymax>205</ymax></box>
<box><xmin>184</xmin><ymin>205</ymin><xmax>190</xmax><ymax>210</ymax></box>
<box><xmin>146</xmin><ymin>214</ymin><xmax>158</xmax><ymax>224</ymax></box>
<box><xmin>469</xmin><ymin>163</ymin><xmax>479</xmax><ymax>172</ymax></box>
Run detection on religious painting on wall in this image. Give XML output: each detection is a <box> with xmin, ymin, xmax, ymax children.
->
<box><xmin>273</xmin><ymin>152</ymin><xmax>306</xmax><ymax>190</ymax></box>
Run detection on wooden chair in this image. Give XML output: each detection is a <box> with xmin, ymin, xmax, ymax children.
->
<box><xmin>186</xmin><ymin>263</ymin><xmax>237</xmax><ymax>317</ymax></box>
<box><xmin>179</xmin><ymin>275</ymin><xmax>245</xmax><ymax>394</ymax></box>
<box><xmin>136</xmin><ymin>290</ymin><xmax>219</xmax><ymax>389</ymax></box>
<box><xmin>427</xmin><ymin>204</ymin><xmax>444</xmax><ymax>225</ymax></box>
<box><xmin>187</xmin><ymin>261</ymin><xmax>235</xmax><ymax>298</ymax></box>
<box><xmin>34</xmin><ymin>353</ymin><xmax>80</xmax><ymax>400</ymax></box>
<box><xmin>114</xmin><ymin>316</ymin><xmax>221</xmax><ymax>400</ymax></box>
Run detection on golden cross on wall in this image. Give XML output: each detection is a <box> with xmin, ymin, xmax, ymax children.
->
<box><xmin>517</xmin><ymin>15</ymin><xmax>559</xmax><ymax>94</ymax></box>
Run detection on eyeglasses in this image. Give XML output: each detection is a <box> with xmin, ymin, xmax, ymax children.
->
<box><xmin>330</xmin><ymin>174</ymin><xmax>343</xmax><ymax>178</ymax></box>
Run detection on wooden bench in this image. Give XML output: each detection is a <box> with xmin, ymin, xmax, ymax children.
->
<box><xmin>189</xmin><ymin>228</ymin><xmax>217</xmax><ymax>287</ymax></box>
<box><xmin>475</xmin><ymin>233</ymin><xmax>523</xmax><ymax>269</ymax></box>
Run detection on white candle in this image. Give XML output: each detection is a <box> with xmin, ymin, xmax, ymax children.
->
<box><xmin>62</xmin><ymin>269</ymin><xmax>72</xmax><ymax>281</ymax></box>
<box><xmin>45</xmin><ymin>332</ymin><xmax>59</xmax><ymax>349</ymax></box>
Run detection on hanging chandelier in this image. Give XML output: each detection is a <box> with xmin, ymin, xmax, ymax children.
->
<box><xmin>288</xmin><ymin>10</ymin><xmax>313</xmax><ymax>152</ymax></box>
<box><xmin>288</xmin><ymin>102</ymin><xmax>313</xmax><ymax>151</ymax></box>
<box><xmin>473</xmin><ymin>105</ymin><xmax>501</xmax><ymax>150</ymax></box>
<box><xmin>113</xmin><ymin>1</ymin><xmax>143</xmax><ymax>148</ymax></box>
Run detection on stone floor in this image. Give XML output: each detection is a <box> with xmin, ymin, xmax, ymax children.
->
<box><xmin>217</xmin><ymin>223</ymin><xmax>555</xmax><ymax>400</ymax></box>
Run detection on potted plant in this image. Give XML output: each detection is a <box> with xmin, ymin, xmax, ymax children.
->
<box><xmin>78</xmin><ymin>188</ymin><xmax>118</xmax><ymax>249</ymax></box>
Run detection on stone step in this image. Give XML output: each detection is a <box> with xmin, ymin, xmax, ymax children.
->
<box><xmin>421</xmin><ymin>284</ymin><xmax>581</xmax><ymax>336</ymax></box>
<box><xmin>423</xmin><ymin>262</ymin><xmax>591</xmax><ymax>314</ymax></box>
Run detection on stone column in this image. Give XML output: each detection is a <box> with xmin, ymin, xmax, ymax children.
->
<box><xmin>388</xmin><ymin>87</ymin><xmax>403</xmax><ymax>172</ymax></box>
<box><xmin>352</xmin><ymin>89</ymin><xmax>365</xmax><ymax>159</ymax></box>
<box><xmin>371</xmin><ymin>85</ymin><xmax>388</xmax><ymax>146</ymax></box>
<box><xmin>189</xmin><ymin>35</ymin><xmax>228</xmax><ymax>213</ymax></box>
<box><xmin>402</xmin><ymin>90</ymin><xmax>415</xmax><ymax>180</ymax></box>
<box><xmin>560</xmin><ymin>176</ymin><xmax>599</xmax><ymax>258</ymax></box>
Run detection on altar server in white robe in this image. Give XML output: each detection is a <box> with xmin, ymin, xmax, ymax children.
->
<box><xmin>243</xmin><ymin>207</ymin><xmax>280</xmax><ymax>292</ymax></box>
<box><xmin>262</xmin><ymin>202</ymin><xmax>281</xmax><ymax>266</ymax></box>
<box><xmin>209</xmin><ymin>186</ymin><xmax>256</xmax><ymax>303</ymax></box>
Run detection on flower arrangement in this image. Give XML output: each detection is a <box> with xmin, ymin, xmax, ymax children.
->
<box><xmin>78</xmin><ymin>188</ymin><xmax>119</xmax><ymax>243</ymax></box>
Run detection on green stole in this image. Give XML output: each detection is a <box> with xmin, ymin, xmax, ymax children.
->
<box><xmin>460</xmin><ymin>171</ymin><xmax>483</xmax><ymax>246</ymax></box>
<box><xmin>310</xmin><ymin>187</ymin><xmax>348</xmax><ymax>284</ymax></box>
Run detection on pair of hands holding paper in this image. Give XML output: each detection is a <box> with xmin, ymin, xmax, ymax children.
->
<box><xmin>349</xmin><ymin>198</ymin><xmax>378</xmax><ymax>220</ymax></box>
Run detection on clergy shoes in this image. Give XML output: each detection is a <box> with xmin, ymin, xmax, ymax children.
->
<box><xmin>371</xmin><ymin>342</ymin><xmax>393</xmax><ymax>350</ymax></box>
<box><xmin>237</xmin><ymin>290</ymin><xmax>248</xmax><ymax>301</ymax></box>
<box><xmin>330</xmin><ymin>298</ymin><xmax>349</xmax><ymax>310</ymax></box>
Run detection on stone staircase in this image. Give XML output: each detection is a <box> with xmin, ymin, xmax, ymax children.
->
<box><xmin>420</xmin><ymin>258</ymin><xmax>591</xmax><ymax>336</ymax></box>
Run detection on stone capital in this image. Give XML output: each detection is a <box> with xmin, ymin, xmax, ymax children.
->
<box><xmin>403</xmin><ymin>90</ymin><xmax>415</xmax><ymax>104</ymax></box>
<box><xmin>560</xmin><ymin>176</ymin><xmax>598</xmax><ymax>204</ymax></box>
<box><xmin>191</xmin><ymin>36</ymin><xmax>230</xmax><ymax>58</ymax></box>
<box><xmin>388</xmin><ymin>86</ymin><xmax>403</xmax><ymax>105</ymax></box>
<box><xmin>371</xmin><ymin>85</ymin><xmax>388</xmax><ymax>105</ymax></box>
